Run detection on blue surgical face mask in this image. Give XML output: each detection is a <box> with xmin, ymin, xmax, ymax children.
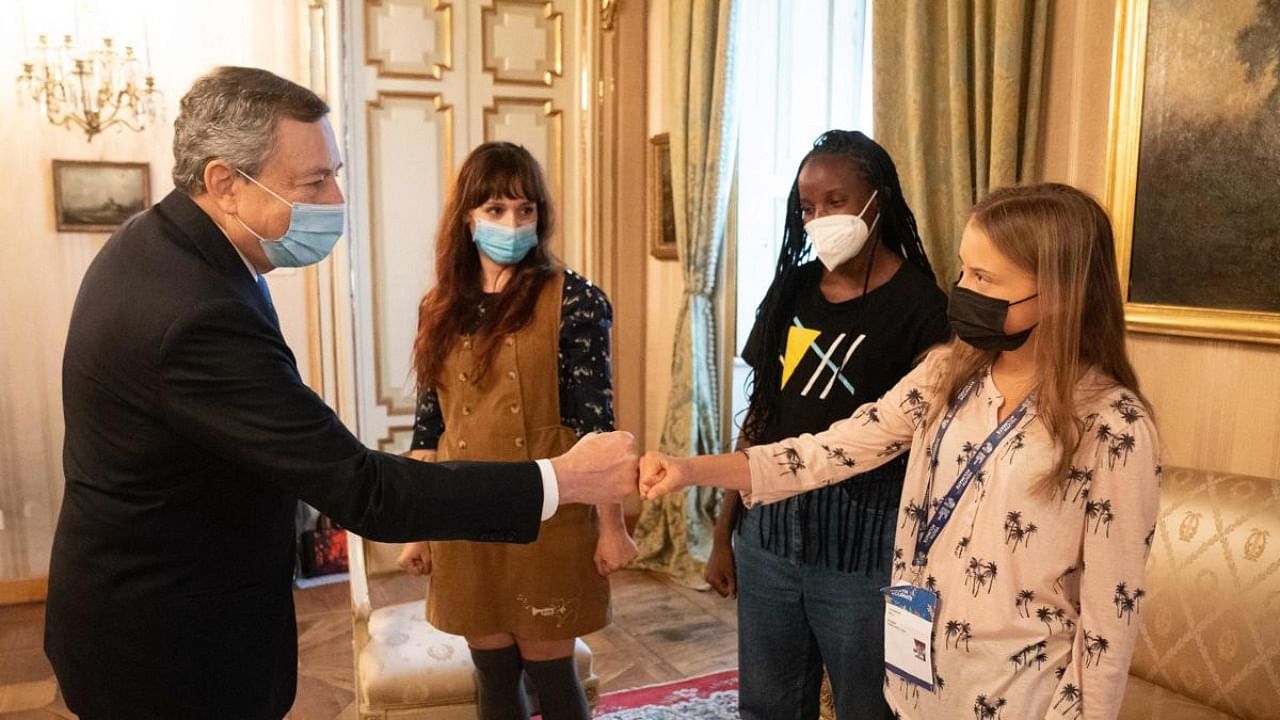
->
<box><xmin>472</xmin><ymin>219</ymin><xmax>539</xmax><ymax>265</ymax></box>
<box><xmin>234</xmin><ymin>169</ymin><xmax>345</xmax><ymax>268</ymax></box>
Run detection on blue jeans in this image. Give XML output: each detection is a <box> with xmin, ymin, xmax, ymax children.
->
<box><xmin>735</xmin><ymin>496</ymin><xmax>894</xmax><ymax>720</ymax></box>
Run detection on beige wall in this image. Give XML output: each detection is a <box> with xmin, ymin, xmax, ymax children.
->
<box><xmin>1039</xmin><ymin>0</ymin><xmax>1280</xmax><ymax>478</ymax></box>
<box><xmin>644</xmin><ymin>0</ymin><xmax>684</xmax><ymax>449</ymax></box>
<box><xmin>0</xmin><ymin>1</ymin><xmax>313</xmax><ymax>581</ymax></box>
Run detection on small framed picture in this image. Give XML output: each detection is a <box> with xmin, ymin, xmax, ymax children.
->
<box><xmin>53</xmin><ymin>160</ymin><xmax>151</xmax><ymax>233</ymax></box>
<box><xmin>648</xmin><ymin>133</ymin><xmax>677</xmax><ymax>261</ymax></box>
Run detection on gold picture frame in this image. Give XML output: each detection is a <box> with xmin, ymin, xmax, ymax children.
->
<box><xmin>648</xmin><ymin>132</ymin><xmax>677</xmax><ymax>261</ymax></box>
<box><xmin>1104</xmin><ymin>0</ymin><xmax>1280</xmax><ymax>345</ymax></box>
<box><xmin>52</xmin><ymin>160</ymin><xmax>150</xmax><ymax>233</ymax></box>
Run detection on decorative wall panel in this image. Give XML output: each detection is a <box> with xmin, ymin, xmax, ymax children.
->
<box><xmin>481</xmin><ymin>1</ymin><xmax>563</xmax><ymax>86</ymax></box>
<box><xmin>366</xmin><ymin>0</ymin><xmax>453</xmax><ymax>79</ymax></box>
<box><xmin>366</xmin><ymin>92</ymin><xmax>454</xmax><ymax>415</ymax></box>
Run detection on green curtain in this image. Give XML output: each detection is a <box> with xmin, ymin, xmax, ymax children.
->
<box><xmin>631</xmin><ymin>0</ymin><xmax>740</xmax><ymax>588</ymax></box>
<box><xmin>872</xmin><ymin>0</ymin><xmax>1050</xmax><ymax>284</ymax></box>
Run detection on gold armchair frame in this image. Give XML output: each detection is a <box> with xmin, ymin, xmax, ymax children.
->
<box><xmin>1103</xmin><ymin>0</ymin><xmax>1280</xmax><ymax>345</ymax></box>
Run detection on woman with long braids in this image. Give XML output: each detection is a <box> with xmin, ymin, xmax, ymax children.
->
<box><xmin>703</xmin><ymin>130</ymin><xmax>950</xmax><ymax>719</ymax></box>
<box><xmin>396</xmin><ymin>142</ymin><xmax>636</xmax><ymax>720</ymax></box>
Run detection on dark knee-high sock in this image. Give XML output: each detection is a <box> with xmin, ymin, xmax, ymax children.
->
<box><xmin>470</xmin><ymin>645</ymin><xmax>530</xmax><ymax>720</ymax></box>
<box><xmin>523</xmin><ymin>655</ymin><xmax>590</xmax><ymax>720</ymax></box>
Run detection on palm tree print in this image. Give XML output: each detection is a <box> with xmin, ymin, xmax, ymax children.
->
<box><xmin>878</xmin><ymin>440</ymin><xmax>905</xmax><ymax>457</ymax></box>
<box><xmin>943</xmin><ymin>619</ymin><xmax>973</xmax><ymax>652</ymax></box>
<box><xmin>1054</xmin><ymin>684</ymin><xmax>1082</xmax><ymax>718</ymax></box>
<box><xmin>1003</xmin><ymin>511</ymin><xmax>1038</xmax><ymax>552</ymax></box>
<box><xmin>1063</xmin><ymin>466</ymin><xmax>1093</xmax><ymax>504</ymax></box>
<box><xmin>1053</xmin><ymin>607</ymin><xmax>1074</xmax><ymax>634</ymax></box>
<box><xmin>965</xmin><ymin>557</ymin><xmax>998</xmax><ymax>596</ymax></box>
<box><xmin>892</xmin><ymin>547</ymin><xmax>908</xmax><ymax>581</ymax></box>
<box><xmin>999</xmin><ymin>430</ymin><xmax>1026</xmax><ymax>464</ymax></box>
<box><xmin>901</xmin><ymin>499</ymin><xmax>927</xmax><ymax>532</ymax></box>
<box><xmin>956</xmin><ymin>441</ymin><xmax>978</xmax><ymax>472</ymax></box>
<box><xmin>821</xmin><ymin>443</ymin><xmax>856</xmax><ymax>468</ymax></box>
<box><xmin>1109</xmin><ymin>432</ymin><xmax>1137</xmax><ymax>469</ymax></box>
<box><xmin>1036</xmin><ymin>606</ymin><xmax>1056</xmax><ymax>634</ymax></box>
<box><xmin>900</xmin><ymin>387</ymin><xmax>930</xmax><ymax>427</ymax></box>
<box><xmin>1015</xmin><ymin>589</ymin><xmax>1036</xmax><ymax>618</ymax></box>
<box><xmin>1086</xmin><ymin>498</ymin><xmax>1115</xmax><ymax>536</ymax></box>
<box><xmin>972</xmin><ymin>694</ymin><xmax>1007</xmax><ymax>720</ymax></box>
<box><xmin>1083</xmin><ymin>630</ymin><xmax>1110</xmax><ymax>668</ymax></box>
<box><xmin>857</xmin><ymin>406</ymin><xmax>880</xmax><ymax>425</ymax></box>
<box><xmin>1111</xmin><ymin>394</ymin><xmax>1144</xmax><ymax>425</ymax></box>
<box><xmin>954</xmin><ymin>535</ymin><xmax>970</xmax><ymax>558</ymax></box>
<box><xmin>1009</xmin><ymin>640</ymin><xmax>1049</xmax><ymax>672</ymax></box>
<box><xmin>773</xmin><ymin>447</ymin><xmax>805</xmax><ymax>475</ymax></box>
<box><xmin>1114</xmin><ymin>583</ymin><xmax>1145</xmax><ymax>624</ymax></box>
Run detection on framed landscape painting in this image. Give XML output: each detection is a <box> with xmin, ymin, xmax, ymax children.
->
<box><xmin>1105</xmin><ymin>0</ymin><xmax>1279</xmax><ymax>344</ymax></box>
<box><xmin>53</xmin><ymin>161</ymin><xmax>151</xmax><ymax>233</ymax></box>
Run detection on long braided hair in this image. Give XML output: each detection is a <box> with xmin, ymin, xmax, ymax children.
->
<box><xmin>741</xmin><ymin>130</ymin><xmax>934</xmax><ymax>445</ymax></box>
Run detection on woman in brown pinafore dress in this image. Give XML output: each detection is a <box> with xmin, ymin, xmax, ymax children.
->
<box><xmin>398</xmin><ymin>142</ymin><xmax>636</xmax><ymax>720</ymax></box>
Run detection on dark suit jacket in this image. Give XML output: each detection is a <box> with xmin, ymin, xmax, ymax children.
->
<box><xmin>46</xmin><ymin>191</ymin><xmax>544</xmax><ymax>719</ymax></box>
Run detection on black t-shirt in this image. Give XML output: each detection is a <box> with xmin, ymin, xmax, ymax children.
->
<box><xmin>740</xmin><ymin>259</ymin><xmax>950</xmax><ymax>570</ymax></box>
<box><xmin>743</xmin><ymin>260</ymin><xmax>949</xmax><ymax>439</ymax></box>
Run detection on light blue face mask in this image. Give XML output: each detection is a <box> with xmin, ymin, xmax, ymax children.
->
<box><xmin>234</xmin><ymin>169</ymin><xmax>346</xmax><ymax>268</ymax></box>
<box><xmin>472</xmin><ymin>219</ymin><xmax>539</xmax><ymax>265</ymax></box>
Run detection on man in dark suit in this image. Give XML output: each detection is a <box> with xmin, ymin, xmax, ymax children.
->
<box><xmin>45</xmin><ymin>66</ymin><xmax>638</xmax><ymax>719</ymax></box>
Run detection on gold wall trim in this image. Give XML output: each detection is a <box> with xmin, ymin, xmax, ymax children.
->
<box><xmin>1104</xmin><ymin>0</ymin><xmax>1280</xmax><ymax>345</ymax></box>
<box><xmin>365</xmin><ymin>0</ymin><xmax>453</xmax><ymax>80</ymax></box>
<box><xmin>366</xmin><ymin>91</ymin><xmax>455</xmax><ymax>416</ymax></box>
<box><xmin>483</xmin><ymin>96</ymin><xmax>564</xmax><ymax>207</ymax></box>
<box><xmin>481</xmin><ymin>0</ymin><xmax>564</xmax><ymax>87</ymax></box>
<box><xmin>376</xmin><ymin>424</ymin><xmax>416</xmax><ymax>452</ymax></box>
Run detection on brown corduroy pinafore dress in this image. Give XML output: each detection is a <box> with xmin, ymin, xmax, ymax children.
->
<box><xmin>427</xmin><ymin>274</ymin><xmax>610</xmax><ymax>640</ymax></box>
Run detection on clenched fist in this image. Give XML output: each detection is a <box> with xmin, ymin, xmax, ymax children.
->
<box><xmin>639</xmin><ymin>451</ymin><xmax>688</xmax><ymax>500</ymax></box>
<box><xmin>551</xmin><ymin>431</ymin><xmax>639</xmax><ymax>506</ymax></box>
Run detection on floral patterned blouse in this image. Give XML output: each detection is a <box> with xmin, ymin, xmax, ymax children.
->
<box><xmin>411</xmin><ymin>269</ymin><xmax>614</xmax><ymax>449</ymax></box>
<box><xmin>743</xmin><ymin>347</ymin><xmax>1161</xmax><ymax>720</ymax></box>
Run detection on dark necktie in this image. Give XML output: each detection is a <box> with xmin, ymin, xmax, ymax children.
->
<box><xmin>256</xmin><ymin>275</ymin><xmax>281</xmax><ymax>329</ymax></box>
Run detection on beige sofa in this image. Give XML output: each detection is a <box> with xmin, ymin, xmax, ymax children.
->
<box><xmin>1117</xmin><ymin>466</ymin><xmax>1279</xmax><ymax>720</ymax></box>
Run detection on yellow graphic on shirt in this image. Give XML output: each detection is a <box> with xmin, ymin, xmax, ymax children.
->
<box><xmin>781</xmin><ymin>326</ymin><xmax>822</xmax><ymax>389</ymax></box>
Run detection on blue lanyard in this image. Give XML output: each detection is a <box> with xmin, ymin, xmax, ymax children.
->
<box><xmin>913</xmin><ymin>376</ymin><xmax>1033</xmax><ymax>567</ymax></box>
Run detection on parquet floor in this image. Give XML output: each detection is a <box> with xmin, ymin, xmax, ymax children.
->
<box><xmin>0</xmin><ymin>570</ymin><xmax>738</xmax><ymax>719</ymax></box>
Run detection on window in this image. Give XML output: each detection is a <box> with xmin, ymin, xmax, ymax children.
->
<box><xmin>730</xmin><ymin>0</ymin><xmax>873</xmax><ymax>443</ymax></box>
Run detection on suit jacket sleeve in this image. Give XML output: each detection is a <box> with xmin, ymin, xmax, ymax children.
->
<box><xmin>157</xmin><ymin>298</ymin><xmax>542</xmax><ymax>543</ymax></box>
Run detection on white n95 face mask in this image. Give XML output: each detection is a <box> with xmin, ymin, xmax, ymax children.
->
<box><xmin>805</xmin><ymin>189</ymin><xmax>880</xmax><ymax>271</ymax></box>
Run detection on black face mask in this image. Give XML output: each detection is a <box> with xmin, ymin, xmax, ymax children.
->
<box><xmin>948</xmin><ymin>284</ymin><xmax>1039</xmax><ymax>352</ymax></box>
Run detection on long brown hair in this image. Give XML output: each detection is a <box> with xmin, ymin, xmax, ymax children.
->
<box><xmin>928</xmin><ymin>183</ymin><xmax>1147</xmax><ymax>491</ymax></box>
<box><xmin>412</xmin><ymin>143</ymin><xmax>559</xmax><ymax>391</ymax></box>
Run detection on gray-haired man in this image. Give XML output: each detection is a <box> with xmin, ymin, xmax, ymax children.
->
<box><xmin>47</xmin><ymin>66</ymin><xmax>637</xmax><ymax>719</ymax></box>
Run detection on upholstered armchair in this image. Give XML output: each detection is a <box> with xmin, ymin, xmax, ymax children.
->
<box><xmin>348</xmin><ymin>536</ymin><xmax>600</xmax><ymax>719</ymax></box>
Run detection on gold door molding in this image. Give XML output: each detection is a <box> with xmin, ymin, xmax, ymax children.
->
<box><xmin>481</xmin><ymin>0</ymin><xmax>564</xmax><ymax>87</ymax></box>
<box><xmin>365</xmin><ymin>0</ymin><xmax>453</xmax><ymax>79</ymax></box>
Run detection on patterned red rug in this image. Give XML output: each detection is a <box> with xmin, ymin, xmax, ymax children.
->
<box><xmin>591</xmin><ymin>669</ymin><xmax>739</xmax><ymax>719</ymax></box>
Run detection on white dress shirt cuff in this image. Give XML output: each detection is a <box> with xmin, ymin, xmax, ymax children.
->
<box><xmin>535</xmin><ymin>458</ymin><xmax>559</xmax><ymax>521</ymax></box>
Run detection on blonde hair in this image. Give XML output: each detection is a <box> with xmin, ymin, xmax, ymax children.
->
<box><xmin>928</xmin><ymin>183</ymin><xmax>1147</xmax><ymax>492</ymax></box>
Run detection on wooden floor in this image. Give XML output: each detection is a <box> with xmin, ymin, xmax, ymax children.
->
<box><xmin>0</xmin><ymin>570</ymin><xmax>738</xmax><ymax>719</ymax></box>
